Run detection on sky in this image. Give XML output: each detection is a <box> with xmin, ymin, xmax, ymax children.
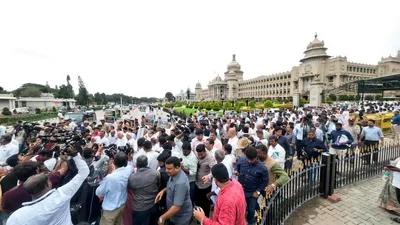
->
<box><xmin>1</xmin><ymin>0</ymin><xmax>400</xmax><ymax>98</ymax></box>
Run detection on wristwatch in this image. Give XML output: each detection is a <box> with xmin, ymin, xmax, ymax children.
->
<box><xmin>256</xmin><ymin>191</ymin><xmax>261</xmax><ymax>196</ymax></box>
<box><xmin>271</xmin><ymin>183</ymin><xmax>277</xmax><ymax>189</ymax></box>
<box><xmin>158</xmin><ymin>218</ymin><xmax>163</xmax><ymax>224</ymax></box>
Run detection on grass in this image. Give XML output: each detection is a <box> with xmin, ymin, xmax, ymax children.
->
<box><xmin>0</xmin><ymin>113</ymin><xmax>58</xmax><ymax>125</ymax></box>
<box><xmin>173</xmin><ymin>107</ymin><xmax>223</xmax><ymax>117</ymax></box>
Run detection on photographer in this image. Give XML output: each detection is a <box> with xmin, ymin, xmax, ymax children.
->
<box><xmin>0</xmin><ymin>134</ymin><xmax>19</xmax><ymax>167</ymax></box>
<box><xmin>6</xmin><ymin>146</ymin><xmax>89</xmax><ymax>225</ymax></box>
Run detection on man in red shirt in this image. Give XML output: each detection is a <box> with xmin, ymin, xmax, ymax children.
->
<box><xmin>193</xmin><ymin>163</ymin><xmax>246</xmax><ymax>225</ymax></box>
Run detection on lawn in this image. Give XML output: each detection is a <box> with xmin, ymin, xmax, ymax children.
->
<box><xmin>173</xmin><ymin>107</ymin><xmax>223</xmax><ymax>117</ymax></box>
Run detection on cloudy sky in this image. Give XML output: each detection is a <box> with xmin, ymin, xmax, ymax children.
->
<box><xmin>1</xmin><ymin>0</ymin><xmax>399</xmax><ymax>98</ymax></box>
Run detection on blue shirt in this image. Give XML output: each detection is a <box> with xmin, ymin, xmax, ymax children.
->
<box><xmin>96</xmin><ymin>165</ymin><xmax>134</xmax><ymax>211</ymax></box>
<box><xmin>234</xmin><ymin>156</ymin><xmax>268</xmax><ymax>197</ymax></box>
<box><xmin>301</xmin><ymin>138</ymin><xmax>327</xmax><ymax>159</ymax></box>
<box><xmin>392</xmin><ymin>115</ymin><xmax>400</xmax><ymax>125</ymax></box>
<box><xmin>330</xmin><ymin>129</ymin><xmax>354</xmax><ymax>150</ymax></box>
<box><xmin>361</xmin><ymin>126</ymin><xmax>384</xmax><ymax>141</ymax></box>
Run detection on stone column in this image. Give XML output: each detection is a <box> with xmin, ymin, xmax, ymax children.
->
<box><xmin>309</xmin><ymin>74</ymin><xmax>325</xmax><ymax>107</ymax></box>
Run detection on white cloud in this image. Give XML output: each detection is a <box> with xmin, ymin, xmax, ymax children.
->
<box><xmin>0</xmin><ymin>0</ymin><xmax>399</xmax><ymax>97</ymax></box>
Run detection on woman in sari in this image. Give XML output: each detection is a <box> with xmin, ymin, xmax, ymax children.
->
<box><xmin>378</xmin><ymin>157</ymin><xmax>400</xmax><ymax>222</ymax></box>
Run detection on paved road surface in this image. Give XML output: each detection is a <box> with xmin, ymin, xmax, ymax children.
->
<box><xmin>286</xmin><ymin>176</ymin><xmax>398</xmax><ymax>225</ymax></box>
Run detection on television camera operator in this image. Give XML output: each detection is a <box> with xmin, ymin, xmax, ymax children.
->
<box><xmin>6</xmin><ymin>145</ymin><xmax>90</xmax><ymax>225</ymax></box>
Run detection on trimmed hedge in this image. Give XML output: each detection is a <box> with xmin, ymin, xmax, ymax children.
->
<box><xmin>0</xmin><ymin>113</ymin><xmax>58</xmax><ymax>125</ymax></box>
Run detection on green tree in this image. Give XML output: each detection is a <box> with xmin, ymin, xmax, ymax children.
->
<box><xmin>101</xmin><ymin>93</ymin><xmax>107</xmax><ymax>105</ymax></box>
<box><xmin>264</xmin><ymin>100</ymin><xmax>273</xmax><ymax>108</ymax></box>
<box><xmin>328</xmin><ymin>94</ymin><xmax>337</xmax><ymax>101</ymax></box>
<box><xmin>94</xmin><ymin>92</ymin><xmax>103</xmax><ymax>105</ymax></box>
<box><xmin>375</xmin><ymin>95</ymin><xmax>383</xmax><ymax>101</ymax></box>
<box><xmin>66</xmin><ymin>75</ymin><xmax>75</xmax><ymax>98</ymax></box>
<box><xmin>1</xmin><ymin>107</ymin><xmax>11</xmax><ymax>116</ymax></box>
<box><xmin>248</xmin><ymin>101</ymin><xmax>256</xmax><ymax>108</ymax></box>
<box><xmin>205</xmin><ymin>102</ymin><xmax>213</xmax><ymax>110</ymax></box>
<box><xmin>324</xmin><ymin>97</ymin><xmax>333</xmax><ymax>103</ymax></box>
<box><xmin>165</xmin><ymin>92</ymin><xmax>174</xmax><ymax>102</ymax></box>
<box><xmin>77</xmin><ymin>76</ymin><xmax>89</xmax><ymax>106</ymax></box>
<box><xmin>365</xmin><ymin>95</ymin><xmax>374</xmax><ymax>101</ymax></box>
<box><xmin>20</xmin><ymin>86</ymin><xmax>42</xmax><ymax>97</ymax></box>
<box><xmin>338</xmin><ymin>95</ymin><xmax>349</xmax><ymax>101</ymax></box>
<box><xmin>347</xmin><ymin>95</ymin><xmax>355</xmax><ymax>101</ymax></box>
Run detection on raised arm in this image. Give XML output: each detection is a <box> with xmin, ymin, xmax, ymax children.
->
<box><xmin>58</xmin><ymin>153</ymin><xmax>90</xmax><ymax>198</ymax></box>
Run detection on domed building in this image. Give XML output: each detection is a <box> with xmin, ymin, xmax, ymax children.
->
<box><xmin>194</xmin><ymin>34</ymin><xmax>400</xmax><ymax>105</ymax></box>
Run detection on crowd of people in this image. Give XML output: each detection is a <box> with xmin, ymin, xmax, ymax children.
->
<box><xmin>0</xmin><ymin>102</ymin><xmax>398</xmax><ymax>225</ymax></box>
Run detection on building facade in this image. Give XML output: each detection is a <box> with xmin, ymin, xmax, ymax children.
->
<box><xmin>194</xmin><ymin>34</ymin><xmax>400</xmax><ymax>102</ymax></box>
<box><xmin>175</xmin><ymin>89</ymin><xmax>195</xmax><ymax>102</ymax></box>
<box><xmin>15</xmin><ymin>93</ymin><xmax>76</xmax><ymax>109</ymax></box>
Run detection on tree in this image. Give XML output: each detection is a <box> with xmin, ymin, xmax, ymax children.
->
<box><xmin>375</xmin><ymin>95</ymin><xmax>383</xmax><ymax>101</ymax></box>
<box><xmin>347</xmin><ymin>95</ymin><xmax>355</xmax><ymax>101</ymax></box>
<box><xmin>101</xmin><ymin>93</ymin><xmax>107</xmax><ymax>105</ymax></box>
<box><xmin>338</xmin><ymin>95</ymin><xmax>349</xmax><ymax>101</ymax></box>
<box><xmin>365</xmin><ymin>95</ymin><xmax>374</xmax><ymax>101</ymax></box>
<box><xmin>248</xmin><ymin>101</ymin><xmax>256</xmax><ymax>108</ymax></box>
<box><xmin>165</xmin><ymin>92</ymin><xmax>174</xmax><ymax>102</ymax></box>
<box><xmin>329</xmin><ymin>94</ymin><xmax>337</xmax><ymax>101</ymax></box>
<box><xmin>94</xmin><ymin>92</ymin><xmax>103</xmax><ymax>105</ymax></box>
<box><xmin>77</xmin><ymin>76</ymin><xmax>89</xmax><ymax>106</ymax></box>
<box><xmin>324</xmin><ymin>97</ymin><xmax>333</xmax><ymax>103</ymax></box>
<box><xmin>264</xmin><ymin>100</ymin><xmax>273</xmax><ymax>108</ymax></box>
<box><xmin>1</xmin><ymin>107</ymin><xmax>11</xmax><ymax>116</ymax></box>
<box><xmin>20</xmin><ymin>86</ymin><xmax>42</xmax><ymax>97</ymax></box>
<box><xmin>186</xmin><ymin>88</ymin><xmax>191</xmax><ymax>100</ymax></box>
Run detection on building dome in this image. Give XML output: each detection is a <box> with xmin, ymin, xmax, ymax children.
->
<box><xmin>196</xmin><ymin>81</ymin><xmax>201</xmax><ymax>88</ymax></box>
<box><xmin>227</xmin><ymin>54</ymin><xmax>241</xmax><ymax>70</ymax></box>
<box><xmin>300</xmin><ymin>33</ymin><xmax>330</xmax><ymax>63</ymax></box>
<box><xmin>307</xmin><ymin>34</ymin><xmax>325</xmax><ymax>49</ymax></box>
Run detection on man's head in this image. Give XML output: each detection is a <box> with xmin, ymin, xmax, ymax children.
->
<box><xmin>256</xmin><ymin>144</ymin><xmax>268</xmax><ymax>161</ymax></box>
<box><xmin>368</xmin><ymin>119</ymin><xmax>375</xmax><ymax>127</ymax></box>
<box><xmin>307</xmin><ymin>131</ymin><xmax>316</xmax><ymax>140</ymax></box>
<box><xmin>182</xmin><ymin>141</ymin><xmax>191</xmax><ymax>156</ymax></box>
<box><xmin>14</xmin><ymin>161</ymin><xmax>39</xmax><ymax>182</ymax></box>
<box><xmin>348</xmin><ymin>117</ymin><xmax>355</xmax><ymax>125</ymax></box>
<box><xmin>23</xmin><ymin>173</ymin><xmax>52</xmax><ymax>198</ymax></box>
<box><xmin>165</xmin><ymin>156</ymin><xmax>181</xmax><ymax>176</ymax></box>
<box><xmin>274</xmin><ymin>127</ymin><xmax>283</xmax><ymax>137</ymax></box>
<box><xmin>209</xmin><ymin>131</ymin><xmax>217</xmax><ymax>141</ymax></box>
<box><xmin>143</xmin><ymin>140</ymin><xmax>152</xmax><ymax>151</ymax></box>
<box><xmin>204</xmin><ymin>138</ymin><xmax>214</xmax><ymax>151</ymax></box>
<box><xmin>195</xmin><ymin>128</ymin><xmax>204</xmax><ymax>141</ymax></box>
<box><xmin>136</xmin><ymin>155</ymin><xmax>148</xmax><ymax>169</ymax></box>
<box><xmin>168</xmin><ymin>134</ymin><xmax>176</xmax><ymax>146</ymax></box>
<box><xmin>214</xmin><ymin>149</ymin><xmax>225</xmax><ymax>163</ymax></box>
<box><xmin>335</xmin><ymin>121</ymin><xmax>343</xmax><ymax>130</ymax></box>
<box><xmin>256</xmin><ymin>130</ymin><xmax>264</xmax><ymax>140</ymax></box>
<box><xmin>196</xmin><ymin>144</ymin><xmax>207</xmax><ymax>160</ymax></box>
<box><xmin>223</xmin><ymin>143</ymin><xmax>232</xmax><ymax>155</ymax></box>
<box><xmin>228</xmin><ymin>128</ymin><xmax>236</xmax><ymax>138</ymax></box>
<box><xmin>0</xmin><ymin>133</ymin><xmax>12</xmax><ymax>145</ymax></box>
<box><xmin>100</xmin><ymin>130</ymin><xmax>106</xmax><ymax>138</ymax></box>
<box><xmin>117</xmin><ymin>131</ymin><xmax>124</xmax><ymax>139</ymax></box>
<box><xmin>113</xmin><ymin>152</ymin><xmax>128</xmax><ymax>168</ymax></box>
<box><xmin>245</xmin><ymin>147</ymin><xmax>258</xmax><ymax>164</ymax></box>
<box><xmin>269</xmin><ymin>135</ymin><xmax>278</xmax><ymax>147</ymax></box>
<box><xmin>38</xmin><ymin>150</ymin><xmax>53</xmax><ymax>162</ymax></box>
<box><xmin>211</xmin><ymin>163</ymin><xmax>230</xmax><ymax>188</ymax></box>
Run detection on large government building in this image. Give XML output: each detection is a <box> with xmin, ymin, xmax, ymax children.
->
<box><xmin>194</xmin><ymin>34</ymin><xmax>400</xmax><ymax>103</ymax></box>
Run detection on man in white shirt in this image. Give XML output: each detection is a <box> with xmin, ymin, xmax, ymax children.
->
<box><xmin>143</xmin><ymin>140</ymin><xmax>159</xmax><ymax>171</ymax></box>
<box><xmin>268</xmin><ymin>136</ymin><xmax>286</xmax><ymax>169</ymax></box>
<box><xmin>181</xmin><ymin>141</ymin><xmax>198</xmax><ymax>206</ymax></box>
<box><xmin>108</xmin><ymin>130</ymin><xmax>117</xmax><ymax>145</ymax></box>
<box><xmin>227</xmin><ymin>128</ymin><xmax>239</xmax><ymax>154</ymax></box>
<box><xmin>6</xmin><ymin>149</ymin><xmax>89</xmax><ymax>225</ymax></box>
<box><xmin>191</xmin><ymin>128</ymin><xmax>206</xmax><ymax>156</ymax></box>
<box><xmin>205</xmin><ymin>138</ymin><xmax>218</xmax><ymax>159</ymax></box>
<box><xmin>0</xmin><ymin>134</ymin><xmax>19</xmax><ymax>164</ymax></box>
<box><xmin>115</xmin><ymin>131</ymin><xmax>128</xmax><ymax>147</ymax></box>
<box><xmin>0</xmin><ymin>123</ymin><xmax>6</xmax><ymax>137</ymax></box>
<box><xmin>96</xmin><ymin>130</ymin><xmax>110</xmax><ymax>147</ymax></box>
<box><xmin>209</xmin><ymin>131</ymin><xmax>223</xmax><ymax>151</ymax></box>
<box><xmin>126</xmin><ymin>132</ymin><xmax>137</xmax><ymax>152</ymax></box>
